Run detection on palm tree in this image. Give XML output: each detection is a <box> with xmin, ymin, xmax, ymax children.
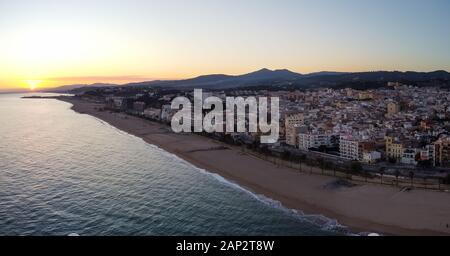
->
<box><xmin>289</xmin><ymin>155</ymin><xmax>295</xmax><ymax>168</ymax></box>
<box><xmin>395</xmin><ymin>170</ymin><xmax>401</xmax><ymax>187</ymax></box>
<box><xmin>298</xmin><ymin>155</ymin><xmax>306</xmax><ymax>172</ymax></box>
<box><xmin>324</xmin><ymin>161</ymin><xmax>332</xmax><ymax>176</ymax></box>
<box><xmin>409</xmin><ymin>171</ymin><xmax>415</xmax><ymax>187</ymax></box>
<box><xmin>350</xmin><ymin>161</ymin><xmax>363</xmax><ymax>174</ymax></box>
<box><xmin>379</xmin><ymin>167</ymin><xmax>386</xmax><ymax>184</ymax></box>
<box><xmin>445</xmin><ymin>174</ymin><xmax>450</xmax><ymax>185</ymax></box>
<box><xmin>317</xmin><ymin>158</ymin><xmax>325</xmax><ymax>174</ymax></box>
<box><xmin>298</xmin><ymin>158</ymin><xmax>302</xmax><ymax>172</ymax></box>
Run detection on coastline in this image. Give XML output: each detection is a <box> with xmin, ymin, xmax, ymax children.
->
<box><xmin>59</xmin><ymin>97</ymin><xmax>450</xmax><ymax>236</ymax></box>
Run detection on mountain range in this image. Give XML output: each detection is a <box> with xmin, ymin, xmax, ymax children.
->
<box><xmin>47</xmin><ymin>68</ymin><xmax>450</xmax><ymax>93</ymax></box>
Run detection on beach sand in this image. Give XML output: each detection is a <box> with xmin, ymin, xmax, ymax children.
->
<box><xmin>59</xmin><ymin>97</ymin><xmax>450</xmax><ymax>236</ymax></box>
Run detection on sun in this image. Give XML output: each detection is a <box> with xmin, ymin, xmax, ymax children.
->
<box><xmin>25</xmin><ymin>80</ymin><xmax>42</xmax><ymax>90</ymax></box>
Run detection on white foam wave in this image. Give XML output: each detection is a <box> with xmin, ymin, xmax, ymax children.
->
<box><xmin>141</xmin><ymin>140</ymin><xmax>356</xmax><ymax>234</ymax></box>
<box><xmin>196</xmin><ymin>167</ymin><xmax>353</xmax><ymax>234</ymax></box>
<box><xmin>98</xmin><ymin>121</ymin><xmax>374</xmax><ymax>236</ymax></box>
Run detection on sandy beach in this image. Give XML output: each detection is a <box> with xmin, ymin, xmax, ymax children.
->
<box><xmin>59</xmin><ymin>97</ymin><xmax>450</xmax><ymax>236</ymax></box>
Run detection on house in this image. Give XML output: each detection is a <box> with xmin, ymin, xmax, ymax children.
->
<box><xmin>144</xmin><ymin>108</ymin><xmax>161</xmax><ymax>120</ymax></box>
<box><xmin>401</xmin><ymin>148</ymin><xmax>418</xmax><ymax>165</ymax></box>
<box><xmin>362</xmin><ymin>151</ymin><xmax>382</xmax><ymax>164</ymax></box>
<box><xmin>160</xmin><ymin>104</ymin><xmax>175</xmax><ymax>123</ymax></box>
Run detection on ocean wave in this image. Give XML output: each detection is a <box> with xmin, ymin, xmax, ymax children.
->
<box><xmin>196</xmin><ymin>167</ymin><xmax>355</xmax><ymax>235</ymax></box>
<box><xmin>94</xmin><ymin>117</ymin><xmax>378</xmax><ymax>236</ymax></box>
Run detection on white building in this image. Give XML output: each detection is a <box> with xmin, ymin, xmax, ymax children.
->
<box><xmin>160</xmin><ymin>104</ymin><xmax>173</xmax><ymax>123</ymax></box>
<box><xmin>401</xmin><ymin>148</ymin><xmax>418</xmax><ymax>165</ymax></box>
<box><xmin>362</xmin><ymin>151</ymin><xmax>381</xmax><ymax>164</ymax></box>
<box><xmin>298</xmin><ymin>133</ymin><xmax>334</xmax><ymax>150</ymax></box>
<box><xmin>144</xmin><ymin>108</ymin><xmax>161</xmax><ymax>120</ymax></box>
<box><xmin>340</xmin><ymin>135</ymin><xmax>362</xmax><ymax>161</ymax></box>
<box><xmin>421</xmin><ymin>144</ymin><xmax>436</xmax><ymax>166</ymax></box>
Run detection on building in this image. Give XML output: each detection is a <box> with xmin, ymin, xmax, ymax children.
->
<box><xmin>160</xmin><ymin>104</ymin><xmax>176</xmax><ymax>123</ymax></box>
<box><xmin>401</xmin><ymin>148</ymin><xmax>418</xmax><ymax>165</ymax></box>
<box><xmin>345</xmin><ymin>88</ymin><xmax>354</xmax><ymax>97</ymax></box>
<box><xmin>298</xmin><ymin>133</ymin><xmax>334</xmax><ymax>150</ymax></box>
<box><xmin>419</xmin><ymin>145</ymin><xmax>436</xmax><ymax>166</ymax></box>
<box><xmin>133</xmin><ymin>101</ymin><xmax>146</xmax><ymax>112</ymax></box>
<box><xmin>387</xmin><ymin>101</ymin><xmax>400</xmax><ymax>115</ymax></box>
<box><xmin>435</xmin><ymin>137</ymin><xmax>450</xmax><ymax>167</ymax></box>
<box><xmin>358</xmin><ymin>91</ymin><xmax>373</xmax><ymax>100</ymax></box>
<box><xmin>340</xmin><ymin>135</ymin><xmax>363</xmax><ymax>161</ymax></box>
<box><xmin>385</xmin><ymin>136</ymin><xmax>403</xmax><ymax>161</ymax></box>
<box><xmin>387</xmin><ymin>82</ymin><xmax>402</xmax><ymax>87</ymax></box>
<box><xmin>285</xmin><ymin>113</ymin><xmax>304</xmax><ymax>146</ymax></box>
<box><xmin>144</xmin><ymin>108</ymin><xmax>161</xmax><ymax>120</ymax></box>
<box><xmin>105</xmin><ymin>96</ymin><xmax>135</xmax><ymax>111</ymax></box>
<box><xmin>362</xmin><ymin>151</ymin><xmax>382</xmax><ymax>164</ymax></box>
<box><xmin>110</xmin><ymin>97</ymin><xmax>125</xmax><ymax>110</ymax></box>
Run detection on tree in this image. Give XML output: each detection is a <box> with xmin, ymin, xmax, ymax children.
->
<box><xmin>395</xmin><ymin>170</ymin><xmax>401</xmax><ymax>186</ymax></box>
<box><xmin>281</xmin><ymin>151</ymin><xmax>290</xmax><ymax>161</ymax></box>
<box><xmin>297</xmin><ymin>157</ymin><xmax>302</xmax><ymax>172</ymax></box>
<box><xmin>324</xmin><ymin>161</ymin><xmax>333</xmax><ymax>175</ymax></box>
<box><xmin>443</xmin><ymin>174</ymin><xmax>450</xmax><ymax>185</ymax></box>
<box><xmin>415</xmin><ymin>153</ymin><xmax>421</xmax><ymax>162</ymax></box>
<box><xmin>388</xmin><ymin>157</ymin><xmax>397</xmax><ymax>164</ymax></box>
<box><xmin>298</xmin><ymin>154</ymin><xmax>306</xmax><ymax>172</ymax></box>
<box><xmin>317</xmin><ymin>157</ymin><xmax>325</xmax><ymax>174</ymax></box>
<box><xmin>318</xmin><ymin>145</ymin><xmax>327</xmax><ymax>153</ymax></box>
<box><xmin>409</xmin><ymin>171</ymin><xmax>415</xmax><ymax>187</ymax></box>
<box><xmin>350</xmin><ymin>161</ymin><xmax>363</xmax><ymax>175</ymax></box>
<box><xmin>417</xmin><ymin>160</ymin><xmax>432</xmax><ymax>168</ymax></box>
<box><xmin>379</xmin><ymin>167</ymin><xmax>386</xmax><ymax>184</ymax></box>
<box><xmin>260</xmin><ymin>145</ymin><xmax>270</xmax><ymax>156</ymax></box>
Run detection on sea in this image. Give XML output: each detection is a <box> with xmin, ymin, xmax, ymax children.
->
<box><xmin>0</xmin><ymin>93</ymin><xmax>351</xmax><ymax>236</ymax></box>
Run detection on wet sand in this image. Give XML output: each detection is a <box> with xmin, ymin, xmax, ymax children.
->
<box><xmin>59</xmin><ymin>97</ymin><xmax>450</xmax><ymax>236</ymax></box>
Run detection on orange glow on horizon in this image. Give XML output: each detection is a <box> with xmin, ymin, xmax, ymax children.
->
<box><xmin>25</xmin><ymin>80</ymin><xmax>42</xmax><ymax>90</ymax></box>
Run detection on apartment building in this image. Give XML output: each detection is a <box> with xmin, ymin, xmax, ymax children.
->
<box><xmin>340</xmin><ymin>135</ymin><xmax>363</xmax><ymax>161</ymax></box>
<box><xmin>435</xmin><ymin>137</ymin><xmax>450</xmax><ymax>167</ymax></box>
<box><xmin>298</xmin><ymin>133</ymin><xmax>334</xmax><ymax>150</ymax></box>
<box><xmin>385</xmin><ymin>136</ymin><xmax>403</xmax><ymax>160</ymax></box>
<box><xmin>285</xmin><ymin>113</ymin><xmax>304</xmax><ymax>146</ymax></box>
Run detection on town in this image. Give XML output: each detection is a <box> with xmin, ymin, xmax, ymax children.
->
<box><xmin>169</xmin><ymin>89</ymin><xmax>280</xmax><ymax>143</ymax></box>
<box><xmin>73</xmin><ymin>82</ymin><xmax>450</xmax><ymax>185</ymax></box>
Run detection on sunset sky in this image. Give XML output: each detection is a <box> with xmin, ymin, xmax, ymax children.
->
<box><xmin>0</xmin><ymin>0</ymin><xmax>449</xmax><ymax>89</ymax></box>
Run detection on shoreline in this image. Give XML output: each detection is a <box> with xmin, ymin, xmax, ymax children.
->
<box><xmin>58</xmin><ymin>97</ymin><xmax>450</xmax><ymax>236</ymax></box>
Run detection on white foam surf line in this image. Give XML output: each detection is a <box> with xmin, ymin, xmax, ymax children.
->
<box><xmin>196</xmin><ymin>167</ymin><xmax>352</xmax><ymax>234</ymax></box>
<box><xmin>139</xmin><ymin>140</ymin><xmax>368</xmax><ymax>236</ymax></box>
<box><xmin>69</xmin><ymin>107</ymin><xmax>378</xmax><ymax>236</ymax></box>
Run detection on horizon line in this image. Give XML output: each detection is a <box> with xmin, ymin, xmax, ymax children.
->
<box><xmin>2</xmin><ymin>68</ymin><xmax>449</xmax><ymax>90</ymax></box>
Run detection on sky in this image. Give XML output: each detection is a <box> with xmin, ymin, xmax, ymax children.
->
<box><xmin>0</xmin><ymin>0</ymin><xmax>449</xmax><ymax>89</ymax></box>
